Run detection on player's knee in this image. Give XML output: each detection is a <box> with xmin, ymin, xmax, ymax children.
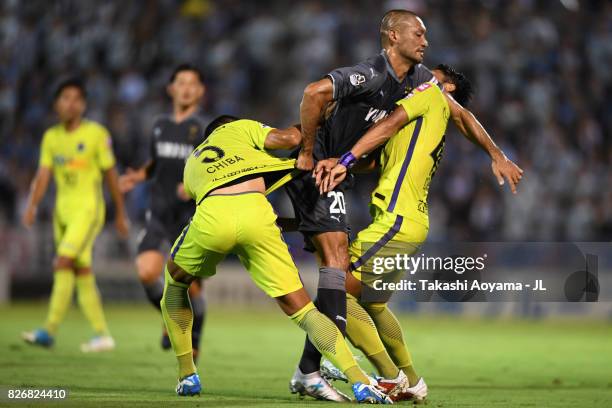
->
<box><xmin>188</xmin><ymin>282</ymin><xmax>202</xmax><ymax>297</ymax></box>
<box><xmin>137</xmin><ymin>265</ymin><xmax>161</xmax><ymax>284</ymax></box>
<box><xmin>54</xmin><ymin>256</ymin><xmax>75</xmax><ymax>271</ymax></box>
<box><xmin>318</xmin><ymin>267</ymin><xmax>346</xmax><ymax>291</ymax></box>
<box><xmin>362</xmin><ymin>301</ymin><xmax>387</xmax><ymax>314</ymax></box>
<box><xmin>166</xmin><ymin>259</ymin><xmax>196</xmax><ymax>285</ymax></box>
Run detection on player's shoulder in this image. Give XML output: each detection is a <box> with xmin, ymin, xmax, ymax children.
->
<box><xmin>187</xmin><ymin>113</ymin><xmax>211</xmax><ymax>129</ymax></box>
<box><xmin>43</xmin><ymin>123</ymin><xmax>62</xmax><ymax>139</ymax></box>
<box><xmin>152</xmin><ymin>113</ymin><xmax>173</xmax><ymax>128</ymax></box>
<box><xmin>81</xmin><ymin>119</ymin><xmax>110</xmax><ymax>137</ymax></box>
<box><xmin>353</xmin><ymin>53</ymin><xmax>389</xmax><ymax>85</ymax></box>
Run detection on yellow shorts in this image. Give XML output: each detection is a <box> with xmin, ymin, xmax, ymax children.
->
<box><xmin>53</xmin><ymin>205</ymin><xmax>104</xmax><ymax>268</ymax></box>
<box><xmin>170</xmin><ymin>192</ymin><xmax>303</xmax><ymax>298</ymax></box>
<box><xmin>350</xmin><ymin>205</ymin><xmax>428</xmax><ymax>285</ymax></box>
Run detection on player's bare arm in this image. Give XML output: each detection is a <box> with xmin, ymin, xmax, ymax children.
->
<box><xmin>445</xmin><ymin>93</ymin><xmax>524</xmax><ymax>194</ymax></box>
<box><xmin>104</xmin><ymin>167</ymin><xmax>129</xmax><ymax>237</ymax></box>
<box><xmin>264</xmin><ymin>126</ymin><xmax>301</xmax><ymax>150</ymax></box>
<box><xmin>22</xmin><ymin>166</ymin><xmax>52</xmax><ymax>228</ymax></box>
<box><xmin>297</xmin><ymin>78</ymin><xmax>333</xmax><ymax>171</ymax></box>
<box><xmin>320</xmin><ymin>107</ymin><xmax>409</xmax><ymax>193</ymax></box>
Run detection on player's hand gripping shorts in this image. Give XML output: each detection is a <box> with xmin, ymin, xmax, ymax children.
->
<box><xmin>169</xmin><ymin>192</ymin><xmax>303</xmax><ymax>298</ymax></box>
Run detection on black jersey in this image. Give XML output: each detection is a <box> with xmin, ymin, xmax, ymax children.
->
<box><xmin>315</xmin><ymin>50</ymin><xmax>434</xmax><ymax>159</ymax></box>
<box><xmin>147</xmin><ymin>114</ymin><xmax>208</xmax><ymax>216</ymax></box>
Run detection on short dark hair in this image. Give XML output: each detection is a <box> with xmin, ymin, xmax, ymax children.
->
<box><xmin>380</xmin><ymin>9</ymin><xmax>418</xmax><ymax>47</ymax></box>
<box><xmin>54</xmin><ymin>77</ymin><xmax>87</xmax><ymax>100</ymax></box>
<box><xmin>168</xmin><ymin>63</ymin><xmax>204</xmax><ymax>84</ymax></box>
<box><xmin>204</xmin><ymin>115</ymin><xmax>240</xmax><ymax>138</ymax></box>
<box><xmin>434</xmin><ymin>64</ymin><xmax>473</xmax><ymax>107</ymax></box>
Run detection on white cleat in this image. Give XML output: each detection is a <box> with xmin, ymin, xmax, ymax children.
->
<box><xmin>80</xmin><ymin>335</ymin><xmax>116</xmax><ymax>353</ymax></box>
<box><xmin>321</xmin><ymin>358</ymin><xmax>348</xmax><ymax>382</ymax></box>
<box><xmin>378</xmin><ymin>372</ymin><xmax>427</xmax><ymax>402</ymax></box>
<box><xmin>289</xmin><ymin>367</ymin><xmax>351</xmax><ymax>402</ymax></box>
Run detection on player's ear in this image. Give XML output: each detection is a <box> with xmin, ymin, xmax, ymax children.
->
<box><xmin>444</xmin><ymin>82</ymin><xmax>456</xmax><ymax>93</ymax></box>
<box><xmin>166</xmin><ymin>83</ymin><xmax>174</xmax><ymax>98</ymax></box>
<box><xmin>198</xmin><ymin>83</ymin><xmax>206</xmax><ymax>99</ymax></box>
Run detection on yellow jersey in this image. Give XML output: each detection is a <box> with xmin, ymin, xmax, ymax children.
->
<box><xmin>371</xmin><ymin>82</ymin><xmax>450</xmax><ymax>228</ymax></box>
<box><xmin>39</xmin><ymin>119</ymin><xmax>116</xmax><ymax>214</ymax></box>
<box><xmin>184</xmin><ymin>119</ymin><xmax>296</xmax><ymax>204</ymax></box>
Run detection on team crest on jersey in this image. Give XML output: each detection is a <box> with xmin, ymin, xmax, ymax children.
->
<box><xmin>77</xmin><ymin>142</ymin><xmax>85</xmax><ymax>152</ymax></box>
<box><xmin>189</xmin><ymin>125</ymin><xmax>199</xmax><ymax>141</ymax></box>
<box><xmin>349</xmin><ymin>73</ymin><xmax>366</xmax><ymax>86</ymax></box>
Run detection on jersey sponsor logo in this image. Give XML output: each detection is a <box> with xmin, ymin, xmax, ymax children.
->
<box><xmin>206</xmin><ymin>155</ymin><xmax>245</xmax><ymax>173</ymax></box>
<box><xmin>416</xmin><ymin>82</ymin><xmax>432</xmax><ymax>92</ymax></box>
<box><xmin>156</xmin><ymin>142</ymin><xmax>194</xmax><ymax>159</ymax></box>
<box><xmin>349</xmin><ymin>73</ymin><xmax>366</xmax><ymax>86</ymax></box>
<box><xmin>423</xmin><ymin>135</ymin><xmax>445</xmax><ymax>192</ymax></box>
<box><xmin>365</xmin><ymin>107</ymin><xmax>388</xmax><ymax>123</ymax></box>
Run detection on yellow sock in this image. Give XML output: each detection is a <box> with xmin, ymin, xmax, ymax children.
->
<box><xmin>346</xmin><ymin>294</ymin><xmax>399</xmax><ymax>379</ymax></box>
<box><xmin>289</xmin><ymin>302</ymin><xmax>369</xmax><ymax>384</ymax></box>
<box><xmin>44</xmin><ymin>269</ymin><xmax>75</xmax><ymax>335</ymax></box>
<box><xmin>161</xmin><ymin>266</ymin><xmax>196</xmax><ymax>379</ymax></box>
<box><xmin>76</xmin><ymin>274</ymin><xmax>109</xmax><ymax>335</ymax></box>
<box><xmin>363</xmin><ymin>302</ymin><xmax>418</xmax><ymax>385</ymax></box>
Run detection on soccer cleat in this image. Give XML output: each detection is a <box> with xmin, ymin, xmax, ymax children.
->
<box><xmin>352</xmin><ymin>382</ymin><xmax>393</xmax><ymax>404</ymax></box>
<box><xmin>320</xmin><ymin>358</ymin><xmax>348</xmax><ymax>383</ymax></box>
<box><xmin>378</xmin><ymin>373</ymin><xmax>427</xmax><ymax>402</ymax></box>
<box><xmin>176</xmin><ymin>373</ymin><xmax>201</xmax><ymax>396</ymax></box>
<box><xmin>289</xmin><ymin>367</ymin><xmax>351</xmax><ymax>402</ymax></box>
<box><xmin>80</xmin><ymin>335</ymin><xmax>115</xmax><ymax>353</ymax></box>
<box><xmin>22</xmin><ymin>329</ymin><xmax>54</xmax><ymax>348</ymax></box>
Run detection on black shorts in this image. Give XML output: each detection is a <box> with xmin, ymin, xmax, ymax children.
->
<box><xmin>285</xmin><ymin>171</ymin><xmax>352</xmax><ymax>250</ymax></box>
<box><xmin>137</xmin><ymin>208</ymin><xmax>193</xmax><ymax>254</ymax></box>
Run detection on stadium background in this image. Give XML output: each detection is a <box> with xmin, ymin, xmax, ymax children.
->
<box><xmin>0</xmin><ymin>0</ymin><xmax>609</xmax><ymax>307</ymax></box>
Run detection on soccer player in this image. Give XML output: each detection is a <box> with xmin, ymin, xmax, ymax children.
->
<box><xmin>119</xmin><ymin>64</ymin><xmax>208</xmax><ymax>357</ymax></box>
<box><xmin>318</xmin><ymin>65</ymin><xmax>523</xmax><ymax>401</ymax></box>
<box><xmin>161</xmin><ymin>115</ymin><xmax>391</xmax><ymax>403</ymax></box>
<box><xmin>287</xmin><ymin>9</ymin><xmax>522</xmax><ymax>399</ymax></box>
<box><xmin>21</xmin><ymin>77</ymin><xmax>129</xmax><ymax>352</ymax></box>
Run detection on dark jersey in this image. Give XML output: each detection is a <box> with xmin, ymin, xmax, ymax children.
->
<box><xmin>315</xmin><ymin>50</ymin><xmax>434</xmax><ymax>159</ymax></box>
<box><xmin>147</xmin><ymin>114</ymin><xmax>208</xmax><ymax>216</ymax></box>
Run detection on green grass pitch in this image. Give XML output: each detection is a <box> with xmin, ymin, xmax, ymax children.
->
<box><xmin>0</xmin><ymin>303</ymin><xmax>611</xmax><ymax>407</ymax></box>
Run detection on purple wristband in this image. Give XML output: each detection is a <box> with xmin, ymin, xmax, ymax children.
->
<box><xmin>338</xmin><ymin>152</ymin><xmax>357</xmax><ymax>169</ymax></box>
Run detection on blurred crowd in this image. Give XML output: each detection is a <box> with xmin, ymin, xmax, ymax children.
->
<box><xmin>0</xmin><ymin>0</ymin><xmax>610</xmax><ymax>241</ymax></box>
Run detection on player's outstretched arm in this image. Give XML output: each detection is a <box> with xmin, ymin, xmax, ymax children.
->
<box><xmin>22</xmin><ymin>166</ymin><xmax>52</xmax><ymax>228</ymax></box>
<box><xmin>297</xmin><ymin>79</ymin><xmax>334</xmax><ymax>171</ymax></box>
<box><xmin>264</xmin><ymin>126</ymin><xmax>302</xmax><ymax>150</ymax></box>
<box><xmin>104</xmin><ymin>167</ymin><xmax>130</xmax><ymax>238</ymax></box>
<box><xmin>445</xmin><ymin>93</ymin><xmax>524</xmax><ymax>194</ymax></box>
